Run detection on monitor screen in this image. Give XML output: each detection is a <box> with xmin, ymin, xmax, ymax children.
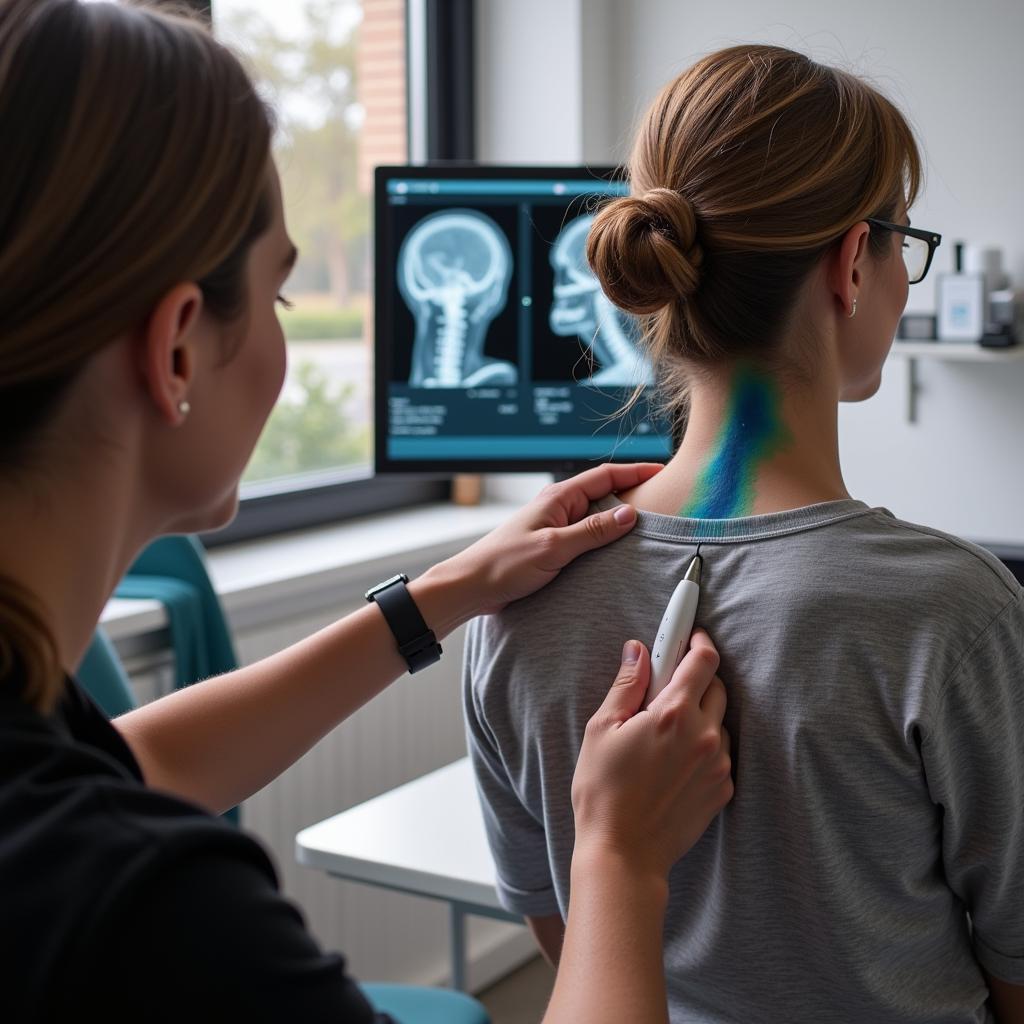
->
<box><xmin>374</xmin><ymin>165</ymin><xmax>676</xmax><ymax>473</ymax></box>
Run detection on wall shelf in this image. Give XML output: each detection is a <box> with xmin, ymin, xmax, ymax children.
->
<box><xmin>890</xmin><ymin>341</ymin><xmax>1024</xmax><ymax>362</ymax></box>
<box><xmin>888</xmin><ymin>341</ymin><xmax>1024</xmax><ymax>421</ymax></box>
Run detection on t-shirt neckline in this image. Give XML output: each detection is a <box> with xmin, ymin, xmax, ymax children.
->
<box><xmin>597</xmin><ymin>495</ymin><xmax>881</xmax><ymax>544</ymax></box>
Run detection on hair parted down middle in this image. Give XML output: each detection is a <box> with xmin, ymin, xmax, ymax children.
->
<box><xmin>586</xmin><ymin>44</ymin><xmax>922</xmax><ymax>412</ymax></box>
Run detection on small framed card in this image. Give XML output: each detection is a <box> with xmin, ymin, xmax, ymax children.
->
<box><xmin>937</xmin><ymin>273</ymin><xmax>985</xmax><ymax>342</ymax></box>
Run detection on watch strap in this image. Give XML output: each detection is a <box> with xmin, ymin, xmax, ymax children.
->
<box><xmin>366</xmin><ymin>576</ymin><xmax>442</xmax><ymax>674</ymax></box>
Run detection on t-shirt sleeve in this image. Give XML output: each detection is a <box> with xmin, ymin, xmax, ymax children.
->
<box><xmin>462</xmin><ymin>617</ymin><xmax>560</xmax><ymax>918</ymax></box>
<box><xmin>921</xmin><ymin>588</ymin><xmax>1024</xmax><ymax>984</ymax></box>
<box><xmin>89</xmin><ymin>846</ymin><xmax>396</xmax><ymax>1022</ymax></box>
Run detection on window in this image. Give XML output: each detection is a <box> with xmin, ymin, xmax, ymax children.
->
<box><xmin>86</xmin><ymin>0</ymin><xmax>472</xmax><ymax>542</ymax></box>
<box><xmin>215</xmin><ymin>0</ymin><xmax>398</xmax><ymax>485</ymax></box>
<box><xmin>204</xmin><ymin>0</ymin><xmax>454</xmax><ymax>543</ymax></box>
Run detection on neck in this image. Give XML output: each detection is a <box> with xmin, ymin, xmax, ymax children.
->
<box><xmin>625</xmin><ymin>359</ymin><xmax>849</xmax><ymax>519</ymax></box>
<box><xmin>0</xmin><ymin>451</ymin><xmax>150</xmax><ymax>677</ymax></box>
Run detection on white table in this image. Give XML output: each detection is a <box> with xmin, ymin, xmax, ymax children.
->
<box><xmin>295</xmin><ymin>757</ymin><xmax>522</xmax><ymax>991</ymax></box>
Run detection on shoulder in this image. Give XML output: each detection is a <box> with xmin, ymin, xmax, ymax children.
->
<box><xmin>850</xmin><ymin>510</ymin><xmax>1024</xmax><ymax>701</ymax></box>
<box><xmin>866</xmin><ymin>508</ymin><xmax>1020</xmax><ymax>595</ymax></box>
<box><xmin>0</xmin><ymin>723</ymin><xmax>280</xmax><ymax>1018</ymax></box>
<box><xmin>54</xmin><ymin>814</ymin><xmax>379</xmax><ymax>1021</ymax></box>
<box><xmin>860</xmin><ymin>508</ymin><xmax>1021</xmax><ymax>622</ymax></box>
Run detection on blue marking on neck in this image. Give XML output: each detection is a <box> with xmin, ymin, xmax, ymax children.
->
<box><xmin>686</xmin><ymin>370</ymin><xmax>779</xmax><ymax>519</ymax></box>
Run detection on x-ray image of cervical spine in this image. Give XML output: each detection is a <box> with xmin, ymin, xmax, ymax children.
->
<box><xmin>398</xmin><ymin>209</ymin><xmax>517</xmax><ymax>387</ymax></box>
<box><xmin>549</xmin><ymin>214</ymin><xmax>654</xmax><ymax>387</ymax></box>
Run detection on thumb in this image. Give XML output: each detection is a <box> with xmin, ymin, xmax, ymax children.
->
<box><xmin>558</xmin><ymin>504</ymin><xmax>638</xmax><ymax>562</ymax></box>
<box><xmin>599</xmin><ymin>640</ymin><xmax>650</xmax><ymax>722</ymax></box>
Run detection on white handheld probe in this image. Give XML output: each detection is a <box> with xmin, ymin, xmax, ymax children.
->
<box><xmin>642</xmin><ymin>552</ymin><xmax>702</xmax><ymax>709</ymax></box>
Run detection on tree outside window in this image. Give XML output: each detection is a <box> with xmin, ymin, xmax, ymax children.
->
<box><xmin>215</xmin><ymin>0</ymin><xmax>406</xmax><ymax>486</ymax></box>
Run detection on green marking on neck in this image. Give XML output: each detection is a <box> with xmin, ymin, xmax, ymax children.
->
<box><xmin>679</xmin><ymin>364</ymin><xmax>791</xmax><ymax>519</ymax></box>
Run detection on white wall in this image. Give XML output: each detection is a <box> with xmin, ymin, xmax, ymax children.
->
<box><xmin>475</xmin><ymin>0</ymin><xmax>584</xmax><ymax>162</ymax></box>
<box><xmin>476</xmin><ymin>0</ymin><xmax>1024</xmax><ymax>546</ymax></box>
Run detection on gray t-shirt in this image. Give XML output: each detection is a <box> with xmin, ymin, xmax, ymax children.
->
<box><xmin>463</xmin><ymin>498</ymin><xmax>1024</xmax><ymax>1023</ymax></box>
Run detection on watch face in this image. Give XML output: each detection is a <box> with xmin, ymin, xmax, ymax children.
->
<box><xmin>366</xmin><ymin>573</ymin><xmax>409</xmax><ymax>601</ymax></box>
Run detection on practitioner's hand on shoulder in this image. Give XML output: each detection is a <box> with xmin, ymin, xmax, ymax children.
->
<box><xmin>438</xmin><ymin>462</ymin><xmax>664</xmax><ymax>617</ymax></box>
<box><xmin>571</xmin><ymin>629</ymin><xmax>733</xmax><ymax>884</ymax></box>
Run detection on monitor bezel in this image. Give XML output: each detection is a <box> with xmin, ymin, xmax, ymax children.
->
<box><xmin>373</xmin><ymin>163</ymin><xmax>672</xmax><ymax>476</ymax></box>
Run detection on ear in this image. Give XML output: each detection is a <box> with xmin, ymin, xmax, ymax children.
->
<box><xmin>827</xmin><ymin>221</ymin><xmax>871</xmax><ymax>320</ymax></box>
<box><xmin>139</xmin><ymin>283</ymin><xmax>204</xmax><ymax>425</ymax></box>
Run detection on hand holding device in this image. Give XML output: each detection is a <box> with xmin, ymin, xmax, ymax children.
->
<box><xmin>571</xmin><ymin>627</ymin><xmax>732</xmax><ymax>881</ymax></box>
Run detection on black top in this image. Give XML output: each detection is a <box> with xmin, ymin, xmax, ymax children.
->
<box><xmin>0</xmin><ymin>677</ymin><xmax>392</xmax><ymax>1022</ymax></box>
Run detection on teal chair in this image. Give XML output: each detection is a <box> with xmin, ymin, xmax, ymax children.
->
<box><xmin>78</xmin><ymin>627</ymin><xmax>137</xmax><ymax>719</ymax></box>
<box><xmin>361</xmin><ymin>983</ymin><xmax>490</xmax><ymax>1024</ymax></box>
<box><xmin>79</xmin><ymin>535</ymin><xmax>240</xmax><ymax>823</ymax></box>
<box><xmin>118</xmin><ymin>535</ymin><xmax>237</xmax><ymax>686</ymax></box>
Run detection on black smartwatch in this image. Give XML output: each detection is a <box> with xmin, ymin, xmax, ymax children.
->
<box><xmin>365</xmin><ymin>573</ymin><xmax>443</xmax><ymax>674</ymax></box>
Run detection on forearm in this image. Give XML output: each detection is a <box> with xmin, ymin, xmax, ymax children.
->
<box><xmin>114</xmin><ymin>560</ymin><xmax>475</xmax><ymax>813</ymax></box>
<box><xmin>543</xmin><ymin>847</ymin><xmax>669</xmax><ymax>1024</ymax></box>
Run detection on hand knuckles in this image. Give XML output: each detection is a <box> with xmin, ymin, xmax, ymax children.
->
<box><xmin>583</xmin><ymin>513</ymin><xmax>606</xmax><ymax>543</ymax></box>
<box><xmin>693</xmin><ymin>645</ymin><xmax>721</xmax><ymax>674</ymax></box>
<box><xmin>536</xmin><ymin>527</ymin><xmax>560</xmax><ymax>556</ymax></box>
<box><xmin>696</xmin><ymin>727</ymin><xmax>721</xmax><ymax>758</ymax></box>
<box><xmin>713</xmin><ymin>753</ymin><xmax>733</xmax><ymax>783</ymax></box>
<box><xmin>613</xmin><ymin>667</ymin><xmax>637</xmax><ymax>689</ymax></box>
<box><xmin>655</xmin><ymin>703</ymin><xmax>682</xmax><ymax>731</ymax></box>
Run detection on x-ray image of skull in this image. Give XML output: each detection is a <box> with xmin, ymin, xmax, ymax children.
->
<box><xmin>398</xmin><ymin>209</ymin><xmax>517</xmax><ymax>388</ymax></box>
<box><xmin>549</xmin><ymin>214</ymin><xmax>654</xmax><ymax>387</ymax></box>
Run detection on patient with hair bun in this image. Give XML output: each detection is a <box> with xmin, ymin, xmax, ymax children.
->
<box><xmin>464</xmin><ymin>43</ymin><xmax>1024</xmax><ymax>1022</ymax></box>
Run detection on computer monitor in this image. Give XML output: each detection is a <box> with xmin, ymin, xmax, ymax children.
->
<box><xmin>373</xmin><ymin>165</ymin><xmax>676</xmax><ymax>474</ymax></box>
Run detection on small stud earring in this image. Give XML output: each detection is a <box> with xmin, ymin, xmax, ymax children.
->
<box><xmin>848</xmin><ymin>298</ymin><xmax>858</xmax><ymax>319</ymax></box>
<box><xmin>178</xmin><ymin>400</ymin><xmax>191</xmax><ymax>417</ymax></box>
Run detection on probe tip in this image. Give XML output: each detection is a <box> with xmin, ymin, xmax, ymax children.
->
<box><xmin>684</xmin><ymin>553</ymin><xmax>702</xmax><ymax>586</ymax></box>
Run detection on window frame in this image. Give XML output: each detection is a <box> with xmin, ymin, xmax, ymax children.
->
<box><xmin>201</xmin><ymin>0</ymin><xmax>476</xmax><ymax>547</ymax></box>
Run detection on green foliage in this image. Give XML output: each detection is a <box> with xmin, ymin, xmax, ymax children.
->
<box><xmin>244</xmin><ymin>361</ymin><xmax>369</xmax><ymax>482</ymax></box>
<box><xmin>278</xmin><ymin>306</ymin><xmax>364</xmax><ymax>340</ymax></box>
<box><xmin>224</xmin><ymin>1</ymin><xmax>367</xmax><ymax>303</ymax></box>
<box><xmin>226</xmin><ymin>4</ymin><xmax>373</xmax><ymax>484</ymax></box>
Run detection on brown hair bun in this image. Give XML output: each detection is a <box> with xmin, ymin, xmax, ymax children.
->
<box><xmin>586</xmin><ymin>186</ymin><xmax>703</xmax><ymax>315</ymax></box>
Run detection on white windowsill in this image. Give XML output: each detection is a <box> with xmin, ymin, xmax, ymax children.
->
<box><xmin>100</xmin><ymin>500</ymin><xmax>521</xmax><ymax>648</ymax></box>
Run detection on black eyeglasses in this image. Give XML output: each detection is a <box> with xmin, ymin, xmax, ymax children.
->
<box><xmin>865</xmin><ymin>218</ymin><xmax>942</xmax><ymax>284</ymax></box>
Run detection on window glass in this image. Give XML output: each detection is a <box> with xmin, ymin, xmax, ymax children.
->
<box><xmin>215</xmin><ymin>0</ymin><xmax>407</xmax><ymax>489</ymax></box>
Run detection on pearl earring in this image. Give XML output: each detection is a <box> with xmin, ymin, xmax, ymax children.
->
<box><xmin>178</xmin><ymin>400</ymin><xmax>191</xmax><ymax>417</ymax></box>
<box><xmin>848</xmin><ymin>298</ymin><xmax>858</xmax><ymax>319</ymax></box>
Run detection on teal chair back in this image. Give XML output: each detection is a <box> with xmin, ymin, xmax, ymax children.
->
<box><xmin>360</xmin><ymin>983</ymin><xmax>490</xmax><ymax>1024</ymax></box>
<box><xmin>119</xmin><ymin>535</ymin><xmax>237</xmax><ymax>683</ymax></box>
<box><xmin>78</xmin><ymin>535</ymin><xmax>240</xmax><ymax>823</ymax></box>
<box><xmin>78</xmin><ymin>628</ymin><xmax>137</xmax><ymax>719</ymax></box>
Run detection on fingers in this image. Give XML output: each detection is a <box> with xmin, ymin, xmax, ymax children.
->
<box><xmin>553</xmin><ymin>504</ymin><xmax>641</xmax><ymax>561</ymax></box>
<box><xmin>715</xmin><ymin>728</ymin><xmax>735</xmax><ymax>803</ymax></box>
<box><xmin>563</xmin><ymin>462</ymin><xmax>665</xmax><ymax>502</ymax></box>
<box><xmin>687</xmin><ymin>628</ymin><xmax>720</xmax><ymax>668</ymax></box>
<box><xmin>594</xmin><ymin>640</ymin><xmax>651</xmax><ymax>723</ymax></box>
<box><xmin>647</xmin><ymin>628</ymin><xmax>721</xmax><ymax>710</ymax></box>
<box><xmin>550</xmin><ymin>462</ymin><xmax>665</xmax><ymax>522</ymax></box>
<box><xmin>700</xmin><ymin>675</ymin><xmax>727</xmax><ymax>722</ymax></box>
